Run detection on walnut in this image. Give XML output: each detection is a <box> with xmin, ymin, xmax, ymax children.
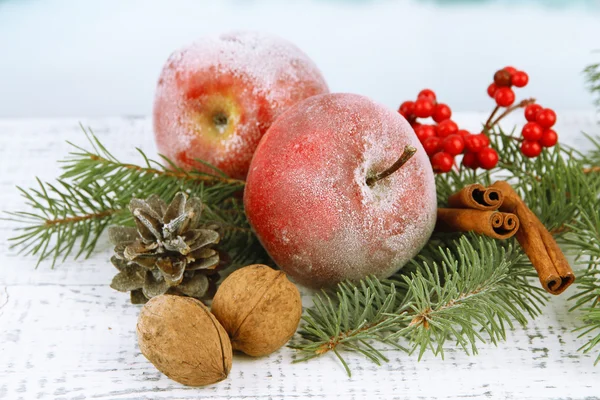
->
<box><xmin>137</xmin><ymin>295</ymin><xmax>232</xmax><ymax>386</ymax></box>
<box><xmin>211</xmin><ymin>264</ymin><xmax>302</xmax><ymax>357</ymax></box>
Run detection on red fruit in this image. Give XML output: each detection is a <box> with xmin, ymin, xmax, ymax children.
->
<box><xmin>503</xmin><ymin>66</ymin><xmax>518</xmax><ymax>75</ymax></box>
<box><xmin>415</xmin><ymin>124</ymin><xmax>437</xmax><ymax>143</ymax></box>
<box><xmin>399</xmin><ymin>101</ymin><xmax>415</xmax><ymax>118</ymax></box>
<box><xmin>476</xmin><ymin>133</ymin><xmax>490</xmax><ymax>147</ymax></box>
<box><xmin>457</xmin><ymin>129</ymin><xmax>471</xmax><ymax>136</ymax></box>
<box><xmin>521</xmin><ymin>140</ymin><xmax>542</xmax><ymax>158</ymax></box>
<box><xmin>521</xmin><ymin>122</ymin><xmax>543</xmax><ymax>141</ymax></box>
<box><xmin>511</xmin><ymin>71</ymin><xmax>529</xmax><ymax>87</ymax></box>
<box><xmin>442</xmin><ymin>134</ymin><xmax>465</xmax><ymax>156</ymax></box>
<box><xmin>437</xmin><ymin>120</ymin><xmax>459</xmax><ymax>137</ymax></box>
<box><xmin>476</xmin><ymin>147</ymin><xmax>499</xmax><ymax>170</ymax></box>
<box><xmin>418</xmin><ymin>89</ymin><xmax>437</xmax><ymax>103</ymax></box>
<box><xmin>431</xmin><ymin>152</ymin><xmax>454</xmax><ymax>173</ymax></box>
<box><xmin>524</xmin><ymin>104</ymin><xmax>543</xmax><ymax>122</ymax></box>
<box><xmin>464</xmin><ymin>134</ymin><xmax>485</xmax><ymax>153</ymax></box>
<box><xmin>153</xmin><ymin>31</ymin><xmax>329</xmax><ymax>179</ymax></box>
<box><xmin>494</xmin><ymin>70</ymin><xmax>512</xmax><ymax>87</ymax></box>
<box><xmin>432</xmin><ymin>103</ymin><xmax>452</xmax><ymax>123</ymax></box>
<box><xmin>414</xmin><ymin>98</ymin><xmax>435</xmax><ymax>118</ymax></box>
<box><xmin>495</xmin><ymin>87</ymin><xmax>515</xmax><ymax>107</ymax></box>
<box><xmin>487</xmin><ymin>83</ymin><xmax>498</xmax><ymax>98</ymax></box>
<box><xmin>536</xmin><ymin>108</ymin><xmax>557</xmax><ymax>128</ymax></box>
<box><xmin>244</xmin><ymin>93</ymin><xmax>437</xmax><ymax>288</ymax></box>
<box><xmin>423</xmin><ymin>136</ymin><xmax>443</xmax><ymax>156</ymax></box>
<box><xmin>411</xmin><ymin>121</ymin><xmax>421</xmax><ymax>129</ymax></box>
<box><xmin>540</xmin><ymin>129</ymin><xmax>558</xmax><ymax>147</ymax></box>
<box><xmin>462</xmin><ymin>152</ymin><xmax>479</xmax><ymax>169</ymax></box>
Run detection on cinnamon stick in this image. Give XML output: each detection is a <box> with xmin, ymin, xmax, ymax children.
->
<box><xmin>436</xmin><ymin>208</ymin><xmax>520</xmax><ymax>240</ymax></box>
<box><xmin>447</xmin><ymin>184</ymin><xmax>504</xmax><ymax>211</ymax></box>
<box><xmin>491</xmin><ymin>181</ymin><xmax>575</xmax><ymax>295</ymax></box>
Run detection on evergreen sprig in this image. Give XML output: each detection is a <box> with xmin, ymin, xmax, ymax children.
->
<box><xmin>4</xmin><ymin>179</ymin><xmax>130</xmax><ymax>267</ymax></box>
<box><xmin>62</xmin><ymin>127</ymin><xmax>245</xmax><ymax>205</ymax></box>
<box><xmin>2</xmin><ymin>128</ymin><xmax>266</xmax><ymax>269</ymax></box>
<box><xmin>564</xmin><ymin>195</ymin><xmax>600</xmax><ymax>365</ymax></box>
<box><xmin>584</xmin><ymin>56</ymin><xmax>600</xmax><ymax>112</ymax></box>
<box><xmin>291</xmin><ymin>234</ymin><xmax>545</xmax><ymax>376</ymax></box>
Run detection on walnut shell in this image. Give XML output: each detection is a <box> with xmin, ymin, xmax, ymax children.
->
<box><xmin>211</xmin><ymin>264</ymin><xmax>302</xmax><ymax>357</ymax></box>
<box><xmin>137</xmin><ymin>295</ymin><xmax>232</xmax><ymax>386</ymax></box>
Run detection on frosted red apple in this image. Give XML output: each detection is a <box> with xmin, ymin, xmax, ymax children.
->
<box><xmin>153</xmin><ymin>31</ymin><xmax>329</xmax><ymax>180</ymax></box>
<box><xmin>244</xmin><ymin>93</ymin><xmax>437</xmax><ymax>288</ymax></box>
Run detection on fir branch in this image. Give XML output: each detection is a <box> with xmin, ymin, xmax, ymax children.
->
<box><xmin>564</xmin><ymin>195</ymin><xmax>600</xmax><ymax>365</ymax></box>
<box><xmin>291</xmin><ymin>235</ymin><xmax>546</xmax><ymax>375</ymax></box>
<box><xmin>3</xmin><ymin>179</ymin><xmax>130</xmax><ymax>267</ymax></box>
<box><xmin>584</xmin><ymin>57</ymin><xmax>600</xmax><ymax>112</ymax></box>
<box><xmin>3</xmin><ymin>127</ymin><xmax>264</xmax><ymax>268</ymax></box>
<box><xmin>61</xmin><ymin>127</ymin><xmax>245</xmax><ymax>205</ymax></box>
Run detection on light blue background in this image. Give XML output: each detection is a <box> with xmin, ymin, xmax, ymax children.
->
<box><xmin>0</xmin><ymin>0</ymin><xmax>598</xmax><ymax>117</ymax></box>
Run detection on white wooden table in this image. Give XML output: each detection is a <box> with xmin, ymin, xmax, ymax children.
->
<box><xmin>1</xmin><ymin>114</ymin><xmax>600</xmax><ymax>400</ymax></box>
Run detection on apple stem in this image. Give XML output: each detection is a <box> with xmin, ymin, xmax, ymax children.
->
<box><xmin>366</xmin><ymin>145</ymin><xmax>417</xmax><ymax>187</ymax></box>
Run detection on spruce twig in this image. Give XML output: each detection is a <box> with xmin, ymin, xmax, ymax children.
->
<box><xmin>291</xmin><ymin>235</ymin><xmax>545</xmax><ymax>375</ymax></box>
<box><xmin>2</xmin><ymin>128</ymin><xmax>263</xmax><ymax>268</ymax></box>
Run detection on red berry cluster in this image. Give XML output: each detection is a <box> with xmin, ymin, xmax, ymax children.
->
<box><xmin>398</xmin><ymin>89</ymin><xmax>498</xmax><ymax>173</ymax></box>
<box><xmin>487</xmin><ymin>66</ymin><xmax>529</xmax><ymax>107</ymax></box>
<box><xmin>520</xmin><ymin>104</ymin><xmax>558</xmax><ymax>158</ymax></box>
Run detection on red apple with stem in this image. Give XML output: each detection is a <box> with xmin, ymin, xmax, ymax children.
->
<box><xmin>244</xmin><ymin>93</ymin><xmax>437</xmax><ymax>288</ymax></box>
<box><xmin>153</xmin><ymin>31</ymin><xmax>329</xmax><ymax>179</ymax></box>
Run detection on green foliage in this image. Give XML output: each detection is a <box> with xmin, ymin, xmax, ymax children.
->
<box><xmin>564</xmin><ymin>194</ymin><xmax>600</xmax><ymax>365</ymax></box>
<box><xmin>3</xmin><ymin>127</ymin><xmax>267</xmax><ymax>270</ymax></box>
<box><xmin>291</xmin><ymin>233</ymin><xmax>546</xmax><ymax>375</ymax></box>
<box><xmin>584</xmin><ymin>57</ymin><xmax>600</xmax><ymax>112</ymax></box>
<box><xmin>4</xmin><ymin>179</ymin><xmax>130</xmax><ymax>267</ymax></box>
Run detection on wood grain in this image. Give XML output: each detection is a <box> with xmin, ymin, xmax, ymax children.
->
<box><xmin>1</xmin><ymin>114</ymin><xmax>599</xmax><ymax>399</ymax></box>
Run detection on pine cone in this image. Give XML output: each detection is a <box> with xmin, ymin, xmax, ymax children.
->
<box><xmin>108</xmin><ymin>192</ymin><xmax>221</xmax><ymax>304</ymax></box>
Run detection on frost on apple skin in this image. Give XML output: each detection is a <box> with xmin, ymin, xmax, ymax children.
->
<box><xmin>153</xmin><ymin>31</ymin><xmax>329</xmax><ymax>179</ymax></box>
<box><xmin>244</xmin><ymin>93</ymin><xmax>437</xmax><ymax>289</ymax></box>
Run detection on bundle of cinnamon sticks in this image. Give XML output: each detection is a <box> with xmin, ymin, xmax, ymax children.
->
<box><xmin>436</xmin><ymin>181</ymin><xmax>575</xmax><ymax>295</ymax></box>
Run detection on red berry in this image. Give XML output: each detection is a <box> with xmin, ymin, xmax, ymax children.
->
<box><xmin>442</xmin><ymin>134</ymin><xmax>465</xmax><ymax>156</ymax></box>
<box><xmin>418</xmin><ymin>89</ymin><xmax>437</xmax><ymax>103</ymax></box>
<box><xmin>494</xmin><ymin>70</ymin><xmax>512</xmax><ymax>87</ymax></box>
<box><xmin>536</xmin><ymin>108</ymin><xmax>557</xmax><ymax>128</ymax></box>
<box><xmin>423</xmin><ymin>136</ymin><xmax>442</xmax><ymax>156</ymax></box>
<box><xmin>511</xmin><ymin>71</ymin><xmax>529</xmax><ymax>87</ymax></box>
<box><xmin>462</xmin><ymin>152</ymin><xmax>479</xmax><ymax>169</ymax></box>
<box><xmin>414</xmin><ymin>98</ymin><xmax>435</xmax><ymax>118</ymax></box>
<box><xmin>431</xmin><ymin>152</ymin><xmax>454</xmax><ymax>173</ymax></box>
<box><xmin>476</xmin><ymin>133</ymin><xmax>490</xmax><ymax>147</ymax></box>
<box><xmin>487</xmin><ymin>83</ymin><xmax>498</xmax><ymax>98</ymax></box>
<box><xmin>524</xmin><ymin>104</ymin><xmax>543</xmax><ymax>122</ymax></box>
<box><xmin>521</xmin><ymin>140</ymin><xmax>542</xmax><ymax>158</ymax></box>
<box><xmin>457</xmin><ymin>129</ymin><xmax>471</xmax><ymax>136</ymax></box>
<box><xmin>437</xmin><ymin>120</ymin><xmax>459</xmax><ymax>137</ymax></box>
<box><xmin>464</xmin><ymin>134</ymin><xmax>485</xmax><ymax>153</ymax></box>
<box><xmin>432</xmin><ymin>103</ymin><xmax>452</xmax><ymax>123</ymax></box>
<box><xmin>495</xmin><ymin>87</ymin><xmax>515</xmax><ymax>107</ymax></box>
<box><xmin>477</xmin><ymin>147</ymin><xmax>499</xmax><ymax>170</ymax></box>
<box><xmin>415</xmin><ymin>124</ymin><xmax>437</xmax><ymax>143</ymax></box>
<box><xmin>540</xmin><ymin>129</ymin><xmax>558</xmax><ymax>147</ymax></box>
<box><xmin>521</xmin><ymin>122</ymin><xmax>543</xmax><ymax>141</ymax></box>
<box><xmin>399</xmin><ymin>101</ymin><xmax>415</xmax><ymax>118</ymax></box>
<box><xmin>503</xmin><ymin>66</ymin><xmax>518</xmax><ymax>75</ymax></box>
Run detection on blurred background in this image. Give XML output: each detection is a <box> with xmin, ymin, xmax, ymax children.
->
<box><xmin>0</xmin><ymin>0</ymin><xmax>598</xmax><ymax>118</ymax></box>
